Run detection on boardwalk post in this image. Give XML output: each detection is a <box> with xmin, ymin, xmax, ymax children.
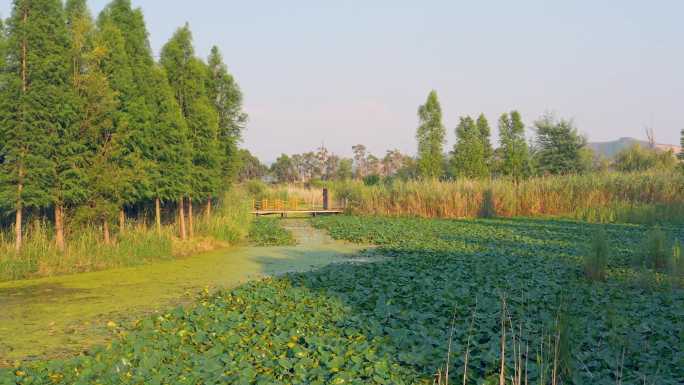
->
<box><xmin>323</xmin><ymin>188</ymin><xmax>329</xmax><ymax>210</ymax></box>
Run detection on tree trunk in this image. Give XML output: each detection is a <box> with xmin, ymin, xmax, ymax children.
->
<box><xmin>206</xmin><ymin>199</ymin><xmax>212</xmax><ymax>219</ymax></box>
<box><xmin>178</xmin><ymin>196</ymin><xmax>186</xmax><ymax>240</ymax></box>
<box><xmin>155</xmin><ymin>197</ymin><xmax>162</xmax><ymax>235</ymax></box>
<box><xmin>103</xmin><ymin>220</ymin><xmax>111</xmax><ymax>245</ymax></box>
<box><xmin>16</xmin><ymin>8</ymin><xmax>27</xmax><ymax>253</ymax></box>
<box><xmin>188</xmin><ymin>197</ymin><xmax>194</xmax><ymax>239</ymax></box>
<box><xmin>118</xmin><ymin>208</ymin><xmax>125</xmax><ymax>234</ymax></box>
<box><xmin>14</xmin><ymin>202</ymin><xmax>22</xmax><ymax>252</ymax></box>
<box><xmin>55</xmin><ymin>204</ymin><xmax>65</xmax><ymax>252</ymax></box>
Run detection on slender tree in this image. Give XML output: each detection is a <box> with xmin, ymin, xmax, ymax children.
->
<box><xmin>497</xmin><ymin>111</ymin><xmax>530</xmax><ymax>181</ymax></box>
<box><xmin>451</xmin><ymin>116</ymin><xmax>488</xmax><ymax>179</ymax></box>
<box><xmin>206</xmin><ymin>46</ymin><xmax>246</xmax><ymax>192</ymax></box>
<box><xmin>161</xmin><ymin>24</ymin><xmax>221</xmax><ymax>238</ymax></box>
<box><xmin>0</xmin><ymin>0</ymin><xmax>70</xmax><ymax>251</ymax></box>
<box><xmin>680</xmin><ymin>129</ymin><xmax>683</xmax><ymax>161</ymax></box>
<box><xmin>534</xmin><ymin>114</ymin><xmax>586</xmax><ymax>175</ymax></box>
<box><xmin>477</xmin><ymin>114</ymin><xmax>493</xmax><ymax>170</ymax></box>
<box><xmin>416</xmin><ymin>90</ymin><xmax>445</xmax><ymax>178</ymax></box>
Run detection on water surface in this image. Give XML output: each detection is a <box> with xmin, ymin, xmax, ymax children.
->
<box><xmin>0</xmin><ymin>220</ymin><xmax>363</xmax><ymax>364</ymax></box>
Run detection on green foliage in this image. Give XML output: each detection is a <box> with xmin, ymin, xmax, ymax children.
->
<box><xmin>613</xmin><ymin>144</ymin><xmax>678</xmax><ymax>173</ymax></box>
<box><xmin>271</xmin><ymin>154</ymin><xmax>297</xmax><ymax>183</ymax></box>
<box><xmin>584</xmin><ymin>227</ymin><xmax>609</xmax><ymax>281</ymax></box>
<box><xmin>362</xmin><ymin>174</ymin><xmax>381</xmax><ymax>186</ymax></box>
<box><xmin>0</xmin><ymin>190</ymin><xmax>251</xmax><ymax>281</ymax></box>
<box><xmin>11</xmin><ymin>216</ymin><xmax>682</xmax><ymax>383</ymax></box>
<box><xmin>237</xmin><ymin>149</ymin><xmax>268</xmax><ymax>181</ymax></box>
<box><xmin>635</xmin><ymin>226</ymin><xmax>670</xmax><ymax>270</ymax></box>
<box><xmin>416</xmin><ymin>90</ymin><xmax>445</xmax><ymax>179</ymax></box>
<box><xmin>497</xmin><ymin>111</ymin><xmax>530</xmax><ymax>180</ymax></box>
<box><xmin>476</xmin><ymin>113</ymin><xmax>493</xmax><ymax>169</ymax></box>
<box><xmin>0</xmin><ymin>0</ymin><xmax>71</xmax><ymax>214</ymax></box>
<box><xmin>450</xmin><ymin>116</ymin><xmax>488</xmax><ymax>179</ymax></box>
<box><xmin>206</xmin><ymin>46</ymin><xmax>246</xmax><ymax>185</ymax></box>
<box><xmin>534</xmin><ymin>114</ymin><xmax>587</xmax><ymax>175</ymax></box>
<box><xmin>478</xmin><ymin>188</ymin><xmax>496</xmax><ymax>218</ymax></box>
<box><xmin>248</xmin><ymin>218</ymin><xmax>296</xmax><ymax>246</ymax></box>
<box><xmin>147</xmin><ymin>65</ymin><xmax>191</xmax><ymax>202</ymax></box>
<box><xmin>336</xmin><ymin>158</ymin><xmax>354</xmax><ymax>181</ymax></box>
<box><xmin>161</xmin><ymin>24</ymin><xmax>222</xmax><ymax>202</ymax></box>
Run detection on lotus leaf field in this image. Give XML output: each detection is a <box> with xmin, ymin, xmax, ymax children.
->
<box><xmin>2</xmin><ymin>217</ymin><xmax>683</xmax><ymax>384</ymax></box>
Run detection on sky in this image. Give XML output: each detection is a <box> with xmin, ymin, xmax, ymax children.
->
<box><xmin>1</xmin><ymin>1</ymin><xmax>682</xmax><ymax>162</ymax></box>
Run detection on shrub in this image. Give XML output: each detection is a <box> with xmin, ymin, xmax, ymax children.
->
<box><xmin>635</xmin><ymin>226</ymin><xmax>669</xmax><ymax>269</ymax></box>
<box><xmin>478</xmin><ymin>188</ymin><xmax>497</xmax><ymax>218</ymax></box>
<box><xmin>669</xmin><ymin>240</ymin><xmax>683</xmax><ymax>283</ymax></box>
<box><xmin>585</xmin><ymin>228</ymin><xmax>609</xmax><ymax>281</ymax></box>
<box><xmin>363</xmin><ymin>174</ymin><xmax>381</xmax><ymax>186</ymax></box>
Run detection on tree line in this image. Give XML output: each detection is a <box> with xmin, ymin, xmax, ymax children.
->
<box><xmin>246</xmin><ymin>90</ymin><xmax>680</xmax><ymax>185</ymax></box>
<box><xmin>0</xmin><ymin>0</ymin><xmax>246</xmax><ymax>252</ymax></box>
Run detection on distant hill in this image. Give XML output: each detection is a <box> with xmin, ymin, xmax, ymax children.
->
<box><xmin>588</xmin><ymin>137</ymin><xmax>682</xmax><ymax>158</ymax></box>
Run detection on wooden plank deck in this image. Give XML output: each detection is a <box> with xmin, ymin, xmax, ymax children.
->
<box><xmin>252</xmin><ymin>209</ymin><xmax>343</xmax><ymax>217</ymax></box>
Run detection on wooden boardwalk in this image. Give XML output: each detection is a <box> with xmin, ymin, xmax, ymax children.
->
<box><xmin>251</xmin><ymin>209</ymin><xmax>343</xmax><ymax>217</ymax></box>
<box><xmin>252</xmin><ymin>195</ymin><xmax>343</xmax><ymax>217</ymax></box>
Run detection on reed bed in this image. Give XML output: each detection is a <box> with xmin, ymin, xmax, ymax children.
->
<box><xmin>328</xmin><ymin>171</ymin><xmax>684</xmax><ymax>224</ymax></box>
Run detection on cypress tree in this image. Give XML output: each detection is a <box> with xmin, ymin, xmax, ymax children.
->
<box><xmin>0</xmin><ymin>0</ymin><xmax>70</xmax><ymax>251</ymax></box>
<box><xmin>161</xmin><ymin>25</ymin><xmax>221</xmax><ymax>238</ymax></box>
<box><xmin>498</xmin><ymin>111</ymin><xmax>530</xmax><ymax>181</ymax></box>
<box><xmin>66</xmin><ymin>11</ymin><xmax>132</xmax><ymax>243</ymax></box>
<box><xmin>206</xmin><ymin>46</ymin><xmax>247</xmax><ymax>210</ymax></box>
<box><xmin>148</xmin><ymin>65</ymin><xmax>190</xmax><ymax>234</ymax></box>
<box><xmin>451</xmin><ymin>116</ymin><xmax>488</xmax><ymax>179</ymax></box>
<box><xmin>48</xmin><ymin>0</ymin><xmax>93</xmax><ymax>251</ymax></box>
<box><xmin>416</xmin><ymin>90</ymin><xmax>445</xmax><ymax>179</ymax></box>
<box><xmin>97</xmin><ymin>0</ymin><xmax>158</xmax><ymax>227</ymax></box>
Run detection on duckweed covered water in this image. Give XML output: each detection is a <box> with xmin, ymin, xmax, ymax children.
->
<box><xmin>0</xmin><ymin>220</ymin><xmax>363</xmax><ymax>364</ymax></box>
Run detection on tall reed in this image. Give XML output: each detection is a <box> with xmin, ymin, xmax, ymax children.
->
<box><xmin>327</xmin><ymin>171</ymin><xmax>684</xmax><ymax>224</ymax></box>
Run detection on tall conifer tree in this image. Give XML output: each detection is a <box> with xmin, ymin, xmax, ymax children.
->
<box><xmin>161</xmin><ymin>25</ymin><xmax>221</xmax><ymax>238</ymax></box>
<box><xmin>416</xmin><ymin>90</ymin><xmax>445</xmax><ymax>179</ymax></box>
<box><xmin>97</xmin><ymin>0</ymin><xmax>158</xmax><ymax>227</ymax></box>
<box><xmin>0</xmin><ymin>0</ymin><xmax>70</xmax><ymax>251</ymax></box>
<box><xmin>147</xmin><ymin>65</ymin><xmax>190</xmax><ymax>234</ymax></box>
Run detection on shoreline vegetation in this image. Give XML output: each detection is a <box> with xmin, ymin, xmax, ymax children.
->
<box><xmin>252</xmin><ymin>171</ymin><xmax>684</xmax><ymax>224</ymax></box>
<box><xmin>0</xmin><ymin>189</ymin><xmax>252</xmax><ymax>282</ymax></box>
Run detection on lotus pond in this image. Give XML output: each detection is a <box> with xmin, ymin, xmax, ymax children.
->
<box><xmin>1</xmin><ymin>216</ymin><xmax>682</xmax><ymax>384</ymax></box>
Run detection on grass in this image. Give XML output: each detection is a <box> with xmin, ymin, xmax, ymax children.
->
<box><xmin>4</xmin><ymin>216</ymin><xmax>682</xmax><ymax>384</ymax></box>
<box><xmin>248</xmin><ymin>218</ymin><xmax>297</xmax><ymax>246</ymax></box>
<box><xmin>325</xmin><ymin>171</ymin><xmax>684</xmax><ymax>224</ymax></box>
<box><xmin>584</xmin><ymin>227</ymin><xmax>610</xmax><ymax>281</ymax></box>
<box><xmin>0</xmin><ymin>189</ymin><xmax>252</xmax><ymax>282</ymax></box>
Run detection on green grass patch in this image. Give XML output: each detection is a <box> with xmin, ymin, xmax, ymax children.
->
<box><xmin>248</xmin><ymin>218</ymin><xmax>296</xmax><ymax>246</ymax></box>
<box><xmin>3</xmin><ymin>216</ymin><xmax>682</xmax><ymax>384</ymax></box>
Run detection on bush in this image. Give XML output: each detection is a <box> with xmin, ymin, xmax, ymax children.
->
<box><xmin>478</xmin><ymin>188</ymin><xmax>497</xmax><ymax>218</ymax></box>
<box><xmin>635</xmin><ymin>226</ymin><xmax>670</xmax><ymax>269</ymax></box>
<box><xmin>584</xmin><ymin>228</ymin><xmax>609</xmax><ymax>281</ymax></box>
<box><xmin>363</xmin><ymin>174</ymin><xmax>381</xmax><ymax>186</ymax></box>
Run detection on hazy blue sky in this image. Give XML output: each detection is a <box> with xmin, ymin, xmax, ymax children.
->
<box><xmin>2</xmin><ymin>1</ymin><xmax>682</xmax><ymax>161</ymax></box>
